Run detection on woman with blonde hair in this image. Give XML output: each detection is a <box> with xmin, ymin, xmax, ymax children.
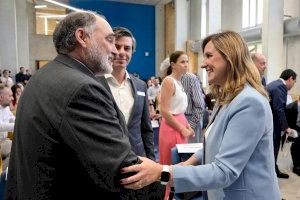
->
<box><xmin>120</xmin><ymin>31</ymin><xmax>280</xmax><ymax>200</ymax></box>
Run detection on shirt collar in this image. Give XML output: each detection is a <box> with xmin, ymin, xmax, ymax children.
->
<box><xmin>104</xmin><ymin>71</ymin><xmax>131</xmax><ymax>86</ymax></box>
<box><xmin>104</xmin><ymin>71</ymin><xmax>131</xmax><ymax>80</ymax></box>
<box><xmin>279</xmin><ymin>78</ymin><xmax>286</xmax><ymax>85</ymax></box>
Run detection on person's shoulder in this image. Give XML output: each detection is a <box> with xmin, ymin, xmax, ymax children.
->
<box><xmin>266</xmin><ymin>79</ymin><xmax>281</xmax><ymax>88</ymax></box>
<box><xmin>235</xmin><ymin>85</ymin><xmax>268</xmax><ymax>105</ymax></box>
<box><xmin>129</xmin><ymin>74</ymin><xmax>147</xmax><ymax>89</ymax></box>
<box><xmin>129</xmin><ymin>74</ymin><xmax>144</xmax><ymax>84</ymax></box>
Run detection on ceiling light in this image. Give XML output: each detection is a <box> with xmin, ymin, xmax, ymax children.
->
<box><xmin>35</xmin><ymin>5</ymin><xmax>47</xmax><ymax>8</ymax></box>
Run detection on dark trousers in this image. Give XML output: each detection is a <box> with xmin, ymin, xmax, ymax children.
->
<box><xmin>273</xmin><ymin>135</ymin><xmax>281</xmax><ymax>173</ymax></box>
<box><xmin>291</xmin><ymin>136</ymin><xmax>300</xmax><ymax>168</ymax></box>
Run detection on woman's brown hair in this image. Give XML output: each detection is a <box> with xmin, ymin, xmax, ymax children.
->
<box><xmin>202</xmin><ymin>31</ymin><xmax>268</xmax><ymax>105</ymax></box>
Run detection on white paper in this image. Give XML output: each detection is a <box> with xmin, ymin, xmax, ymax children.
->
<box><xmin>137</xmin><ymin>91</ymin><xmax>145</xmax><ymax>96</ymax></box>
<box><xmin>176</xmin><ymin>143</ymin><xmax>203</xmax><ymax>153</ymax></box>
<box><xmin>151</xmin><ymin>120</ymin><xmax>159</xmax><ymax>128</ymax></box>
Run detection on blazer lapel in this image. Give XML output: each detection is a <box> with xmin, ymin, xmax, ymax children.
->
<box><xmin>127</xmin><ymin>76</ymin><xmax>137</xmax><ymax>126</ymax></box>
<box><xmin>206</xmin><ymin>105</ymin><xmax>222</xmax><ymax>129</ymax></box>
<box><xmin>203</xmin><ymin>104</ymin><xmax>222</xmax><ymax>165</ymax></box>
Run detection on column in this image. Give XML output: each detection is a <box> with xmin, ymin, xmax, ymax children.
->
<box><xmin>174</xmin><ymin>0</ymin><xmax>188</xmax><ymax>50</ymax></box>
<box><xmin>207</xmin><ymin>0</ymin><xmax>222</xmax><ymax>34</ymax></box>
<box><xmin>0</xmin><ymin>0</ymin><xmax>18</xmax><ymax>73</ymax></box>
<box><xmin>262</xmin><ymin>0</ymin><xmax>284</xmax><ymax>82</ymax></box>
<box><xmin>0</xmin><ymin>0</ymin><xmax>30</xmax><ymax>76</ymax></box>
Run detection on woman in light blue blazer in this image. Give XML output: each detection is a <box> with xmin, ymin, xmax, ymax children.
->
<box><xmin>120</xmin><ymin>31</ymin><xmax>281</xmax><ymax>200</ymax></box>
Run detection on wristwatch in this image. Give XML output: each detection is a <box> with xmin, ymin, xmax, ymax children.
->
<box><xmin>160</xmin><ymin>165</ymin><xmax>170</xmax><ymax>185</ymax></box>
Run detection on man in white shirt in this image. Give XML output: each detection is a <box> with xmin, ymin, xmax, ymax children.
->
<box><xmin>99</xmin><ymin>27</ymin><xmax>154</xmax><ymax>159</ymax></box>
<box><xmin>0</xmin><ymin>84</ymin><xmax>15</xmax><ymax>169</ymax></box>
<box><xmin>97</xmin><ymin>27</ymin><xmax>163</xmax><ymax>199</ymax></box>
<box><xmin>0</xmin><ymin>70</ymin><xmax>14</xmax><ymax>88</ymax></box>
<box><xmin>148</xmin><ymin>77</ymin><xmax>161</xmax><ymax>102</ymax></box>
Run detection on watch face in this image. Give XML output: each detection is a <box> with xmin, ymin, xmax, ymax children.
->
<box><xmin>161</xmin><ymin>171</ymin><xmax>170</xmax><ymax>182</ymax></box>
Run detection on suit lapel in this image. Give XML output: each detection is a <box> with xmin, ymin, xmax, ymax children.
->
<box><xmin>127</xmin><ymin>75</ymin><xmax>137</xmax><ymax>126</ymax></box>
<box><xmin>55</xmin><ymin>54</ymin><xmax>96</xmax><ymax>81</ymax></box>
<box><xmin>96</xmin><ymin>76</ymin><xmax>112</xmax><ymax>94</ymax></box>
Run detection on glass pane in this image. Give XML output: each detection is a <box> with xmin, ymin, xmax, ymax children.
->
<box><xmin>201</xmin><ymin>0</ymin><xmax>207</xmax><ymax>39</ymax></box>
<box><xmin>242</xmin><ymin>0</ymin><xmax>250</xmax><ymax>28</ymax></box>
<box><xmin>248</xmin><ymin>44</ymin><xmax>256</xmax><ymax>52</ymax></box>
<box><xmin>257</xmin><ymin>0</ymin><xmax>263</xmax><ymax>24</ymax></box>
<box><xmin>249</xmin><ymin>0</ymin><xmax>256</xmax><ymax>27</ymax></box>
<box><xmin>256</xmin><ymin>43</ymin><xmax>262</xmax><ymax>53</ymax></box>
<box><xmin>35</xmin><ymin>7</ymin><xmax>66</xmax><ymax>35</ymax></box>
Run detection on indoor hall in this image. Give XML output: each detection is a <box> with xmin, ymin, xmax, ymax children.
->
<box><xmin>0</xmin><ymin>0</ymin><xmax>300</xmax><ymax>199</ymax></box>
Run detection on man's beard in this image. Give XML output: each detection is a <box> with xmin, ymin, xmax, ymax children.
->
<box><xmin>84</xmin><ymin>39</ymin><xmax>113</xmax><ymax>75</ymax></box>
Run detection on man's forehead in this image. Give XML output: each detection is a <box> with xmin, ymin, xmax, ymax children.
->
<box><xmin>116</xmin><ymin>36</ymin><xmax>133</xmax><ymax>44</ymax></box>
<box><xmin>95</xmin><ymin>16</ymin><xmax>114</xmax><ymax>35</ymax></box>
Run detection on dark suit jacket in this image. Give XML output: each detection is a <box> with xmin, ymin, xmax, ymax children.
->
<box><xmin>98</xmin><ymin>75</ymin><xmax>154</xmax><ymax>160</ymax></box>
<box><xmin>266</xmin><ymin>79</ymin><xmax>289</xmax><ymax>138</ymax></box>
<box><xmin>286</xmin><ymin>101</ymin><xmax>300</xmax><ymax>132</ymax></box>
<box><xmin>5</xmin><ymin>55</ymin><xmax>140</xmax><ymax>199</ymax></box>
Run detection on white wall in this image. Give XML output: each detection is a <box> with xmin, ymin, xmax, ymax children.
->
<box><xmin>27</xmin><ymin>2</ymin><xmax>57</xmax><ymax>71</ymax></box>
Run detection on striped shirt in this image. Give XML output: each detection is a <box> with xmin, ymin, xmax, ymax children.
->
<box><xmin>181</xmin><ymin>73</ymin><xmax>205</xmax><ymax>129</ymax></box>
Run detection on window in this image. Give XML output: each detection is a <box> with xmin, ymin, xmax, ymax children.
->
<box><xmin>35</xmin><ymin>6</ymin><xmax>66</xmax><ymax>35</ymax></box>
<box><xmin>248</xmin><ymin>42</ymin><xmax>262</xmax><ymax>53</ymax></box>
<box><xmin>242</xmin><ymin>0</ymin><xmax>263</xmax><ymax>28</ymax></box>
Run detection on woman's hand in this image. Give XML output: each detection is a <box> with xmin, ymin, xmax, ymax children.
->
<box><xmin>180</xmin><ymin>124</ymin><xmax>195</xmax><ymax>138</ymax></box>
<box><xmin>120</xmin><ymin>157</ymin><xmax>162</xmax><ymax>190</ymax></box>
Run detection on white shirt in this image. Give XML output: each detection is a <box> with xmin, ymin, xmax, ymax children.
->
<box><xmin>105</xmin><ymin>71</ymin><xmax>134</xmax><ymax>124</ymax></box>
<box><xmin>0</xmin><ymin>77</ymin><xmax>14</xmax><ymax>88</ymax></box>
<box><xmin>148</xmin><ymin>84</ymin><xmax>161</xmax><ymax>101</ymax></box>
<box><xmin>0</xmin><ymin>105</ymin><xmax>15</xmax><ymax>140</ymax></box>
<box><xmin>162</xmin><ymin>76</ymin><xmax>188</xmax><ymax>114</ymax></box>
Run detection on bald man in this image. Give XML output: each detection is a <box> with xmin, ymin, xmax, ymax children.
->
<box><xmin>251</xmin><ymin>53</ymin><xmax>267</xmax><ymax>86</ymax></box>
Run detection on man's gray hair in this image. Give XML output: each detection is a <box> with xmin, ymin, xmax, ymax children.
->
<box><xmin>53</xmin><ymin>11</ymin><xmax>103</xmax><ymax>54</ymax></box>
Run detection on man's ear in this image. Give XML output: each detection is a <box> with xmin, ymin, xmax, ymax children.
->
<box><xmin>75</xmin><ymin>28</ymin><xmax>88</xmax><ymax>48</ymax></box>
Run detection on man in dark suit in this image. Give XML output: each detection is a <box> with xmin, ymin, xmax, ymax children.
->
<box><xmin>285</xmin><ymin>97</ymin><xmax>300</xmax><ymax>176</ymax></box>
<box><xmin>266</xmin><ymin>69</ymin><xmax>297</xmax><ymax>179</ymax></box>
<box><xmin>5</xmin><ymin>11</ymin><xmax>149</xmax><ymax>199</ymax></box>
<box><xmin>98</xmin><ymin>26</ymin><xmax>154</xmax><ymax>159</ymax></box>
<box><xmin>97</xmin><ymin>27</ymin><xmax>163</xmax><ymax>199</ymax></box>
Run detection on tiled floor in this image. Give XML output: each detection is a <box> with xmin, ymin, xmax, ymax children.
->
<box><xmin>278</xmin><ymin>151</ymin><xmax>300</xmax><ymax>200</ymax></box>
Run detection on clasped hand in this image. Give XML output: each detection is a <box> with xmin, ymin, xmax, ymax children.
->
<box><xmin>120</xmin><ymin>157</ymin><xmax>162</xmax><ymax>190</ymax></box>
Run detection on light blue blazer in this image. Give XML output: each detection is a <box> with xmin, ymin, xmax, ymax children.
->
<box><xmin>173</xmin><ymin>84</ymin><xmax>281</xmax><ymax>200</ymax></box>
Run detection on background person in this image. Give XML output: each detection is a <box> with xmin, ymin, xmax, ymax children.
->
<box><xmin>158</xmin><ymin>51</ymin><xmax>194</xmax><ymax>199</ymax></box>
<box><xmin>181</xmin><ymin>72</ymin><xmax>205</xmax><ymax>143</ymax></box>
<box><xmin>251</xmin><ymin>52</ymin><xmax>267</xmax><ymax>86</ymax></box>
<box><xmin>0</xmin><ymin>85</ymin><xmax>14</xmax><ymax>170</ymax></box>
<box><xmin>266</xmin><ymin>68</ymin><xmax>297</xmax><ymax>179</ymax></box>
<box><xmin>285</xmin><ymin>96</ymin><xmax>300</xmax><ymax>176</ymax></box>
<box><xmin>120</xmin><ymin>31</ymin><xmax>280</xmax><ymax>200</ymax></box>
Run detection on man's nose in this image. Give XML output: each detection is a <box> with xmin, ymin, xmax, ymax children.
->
<box><xmin>111</xmin><ymin>45</ymin><xmax>118</xmax><ymax>56</ymax></box>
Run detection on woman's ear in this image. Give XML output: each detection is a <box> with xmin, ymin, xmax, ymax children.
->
<box><xmin>75</xmin><ymin>28</ymin><xmax>88</xmax><ymax>48</ymax></box>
